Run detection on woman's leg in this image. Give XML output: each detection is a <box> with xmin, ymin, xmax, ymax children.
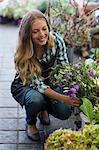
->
<box><xmin>24</xmin><ymin>89</ymin><xmax>48</xmax><ymax>141</ymax></box>
<box><xmin>24</xmin><ymin>89</ymin><xmax>47</xmax><ymax>125</ymax></box>
<box><xmin>48</xmin><ymin>101</ymin><xmax>72</xmax><ymax>120</ymax></box>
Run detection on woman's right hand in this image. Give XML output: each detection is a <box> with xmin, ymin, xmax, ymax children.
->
<box><xmin>63</xmin><ymin>96</ymin><xmax>80</xmax><ymax>107</ymax></box>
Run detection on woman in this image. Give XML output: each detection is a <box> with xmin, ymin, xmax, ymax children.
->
<box><xmin>11</xmin><ymin>10</ymin><xmax>79</xmax><ymax>141</ymax></box>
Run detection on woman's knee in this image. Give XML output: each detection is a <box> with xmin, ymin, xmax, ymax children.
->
<box><xmin>59</xmin><ymin>106</ymin><xmax>72</xmax><ymax>120</ymax></box>
<box><xmin>51</xmin><ymin>102</ymin><xmax>72</xmax><ymax>120</ymax></box>
<box><xmin>24</xmin><ymin>90</ymin><xmax>46</xmax><ymax>108</ymax></box>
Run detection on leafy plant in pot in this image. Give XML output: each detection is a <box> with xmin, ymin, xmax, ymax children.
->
<box><xmin>48</xmin><ymin>58</ymin><xmax>99</xmax><ymax>125</ymax></box>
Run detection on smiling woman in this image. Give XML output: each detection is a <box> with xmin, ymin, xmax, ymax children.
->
<box><xmin>11</xmin><ymin>10</ymin><xmax>80</xmax><ymax>142</ymax></box>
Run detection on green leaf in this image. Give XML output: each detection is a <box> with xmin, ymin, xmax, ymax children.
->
<box><xmin>80</xmin><ymin>98</ymin><xmax>94</xmax><ymax>123</ymax></box>
<box><xmin>94</xmin><ymin>114</ymin><xmax>99</xmax><ymax>120</ymax></box>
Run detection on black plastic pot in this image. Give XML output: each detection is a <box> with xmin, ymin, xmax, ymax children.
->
<box><xmin>0</xmin><ymin>16</ymin><xmax>13</xmax><ymax>24</ymax></box>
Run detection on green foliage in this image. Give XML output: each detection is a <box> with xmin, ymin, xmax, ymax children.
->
<box><xmin>50</xmin><ymin>0</ymin><xmax>75</xmax><ymax>35</ymax></box>
<box><xmin>90</xmin><ymin>48</ymin><xmax>99</xmax><ymax>60</ymax></box>
<box><xmin>80</xmin><ymin>98</ymin><xmax>94</xmax><ymax>123</ymax></box>
<box><xmin>51</xmin><ymin>0</ymin><xmax>74</xmax><ymax>15</ymax></box>
<box><xmin>49</xmin><ymin>59</ymin><xmax>99</xmax><ymax>123</ymax></box>
<box><xmin>93</xmin><ymin>104</ymin><xmax>99</xmax><ymax>123</ymax></box>
<box><xmin>0</xmin><ymin>1</ymin><xmax>14</xmax><ymax>18</ymax></box>
<box><xmin>82</xmin><ymin>124</ymin><xmax>99</xmax><ymax>149</ymax></box>
<box><xmin>49</xmin><ymin>60</ymin><xmax>98</xmax><ymax>102</ymax></box>
<box><xmin>13</xmin><ymin>2</ymin><xmax>36</xmax><ymax>19</ymax></box>
<box><xmin>45</xmin><ymin>124</ymin><xmax>99</xmax><ymax>150</ymax></box>
<box><xmin>37</xmin><ymin>0</ymin><xmax>47</xmax><ymax>13</ymax></box>
<box><xmin>0</xmin><ymin>0</ymin><xmax>38</xmax><ymax>19</ymax></box>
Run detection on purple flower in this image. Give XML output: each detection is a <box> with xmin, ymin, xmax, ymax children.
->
<box><xmin>88</xmin><ymin>69</ymin><xmax>96</xmax><ymax>77</ymax></box>
<box><xmin>64</xmin><ymin>90</ymin><xmax>77</xmax><ymax>98</ymax></box>
<box><xmin>64</xmin><ymin>74</ymin><xmax>67</xmax><ymax>79</ymax></box>
<box><xmin>70</xmin><ymin>93</ymin><xmax>77</xmax><ymax>98</ymax></box>
<box><xmin>73</xmin><ymin>63</ymin><xmax>81</xmax><ymax>69</ymax></box>
<box><xmin>96</xmin><ymin>60</ymin><xmax>99</xmax><ymax>63</ymax></box>
<box><xmin>67</xmin><ymin>76</ymin><xmax>71</xmax><ymax>80</ymax></box>
<box><xmin>72</xmin><ymin>84</ymin><xmax>80</xmax><ymax>91</ymax></box>
<box><xmin>15</xmin><ymin>18</ymin><xmax>22</xmax><ymax>25</ymax></box>
<box><xmin>64</xmin><ymin>92</ymin><xmax>68</xmax><ymax>96</ymax></box>
<box><xmin>70</xmin><ymin>82</ymin><xmax>79</xmax><ymax>91</ymax></box>
<box><xmin>70</xmin><ymin>87</ymin><xmax>77</xmax><ymax>93</ymax></box>
<box><xmin>64</xmin><ymin>91</ymin><xmax>72</xmax><ymax>96</ymax></box>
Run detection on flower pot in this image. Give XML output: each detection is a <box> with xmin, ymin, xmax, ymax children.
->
<box><xmin>0</xmin><ymin>16</ymin><xmax>12</xmax><ymax>24</ymax></box>
<box><xmin>80</xmin><ymin>112</ymin><xmax>90</xmax><ymax>128</ymax></box>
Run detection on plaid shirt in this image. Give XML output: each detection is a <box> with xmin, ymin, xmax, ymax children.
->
<box><xmin>30</xmin><ymin>32</ymin><xmax>69</xmax><ymax>93</ymax></box>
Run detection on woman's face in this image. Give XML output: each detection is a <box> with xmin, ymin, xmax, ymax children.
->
<box><xmin>31</xmin><ymin>18</ymin><xmax>49</xmax><ymax>47</ymax></box>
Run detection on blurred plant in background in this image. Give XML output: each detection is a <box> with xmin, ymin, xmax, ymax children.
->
<box><xmin>48</xmin><ymin>0</ymin><xmax>99</xmax><ymax>59</ymax></box>
<box><xmin>49</xmin><ymin>0</ymin><xmax>75</xmax><ymax>35</ymax></box>
<box><xmin>0</xmin><ymin>0</ymin><xmax>48</xmax><ymax>25</ymax></box>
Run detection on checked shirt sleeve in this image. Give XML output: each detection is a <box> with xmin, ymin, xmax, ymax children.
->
<box><xmin>54</xmin><ymin>32</ymin><xmax>69</xmax><ymax>65</ymax></box>
<box><xmin>30</xmin><ymin>74</ymin><xmax>50</xmax><ymax>94</ymax></box>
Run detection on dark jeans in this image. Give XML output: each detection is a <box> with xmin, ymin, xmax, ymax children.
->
<box><xmin>24</xmin><ymin>86</ymin><xmax>72</xmax><ymax>125</ymax></box>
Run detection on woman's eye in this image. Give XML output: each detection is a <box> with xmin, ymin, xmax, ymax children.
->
<box><xmin>43</xmin><ymin>28</ymin><xmax>47</xmax><ymax>31</ymax></box>
<box><xmin>32</xmin><ymin>31</ymin><xmax>38</xmax><ymax>34</ymax></box>
<box><xmin>32</xmin><ymin>28</ymin><xmax>47</xmax><ymax>34</ymax></box>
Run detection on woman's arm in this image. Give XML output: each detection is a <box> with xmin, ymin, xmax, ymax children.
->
<box><xmin>44</xmin><ymin>87</ymin><xmax>80</xmax><ymax>107</ymax></box>
<box><xmin>30</xmin><ymin>75</ymin><xmax>79</xmax><ymax>107</ymax></box>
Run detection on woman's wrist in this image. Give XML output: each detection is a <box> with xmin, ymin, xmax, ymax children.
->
<box><xmin>60</xmin><ymin>95</ymin><xmax>70</xmax><ymax>103</ymax></box>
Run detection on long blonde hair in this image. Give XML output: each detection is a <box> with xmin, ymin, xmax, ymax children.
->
<box><xmin>15</xmin><ymin>10</ymin><xmax>54</xmax><ymax>84</ymax></box>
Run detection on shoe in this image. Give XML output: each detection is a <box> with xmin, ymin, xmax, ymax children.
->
<box><xmin>26</xmin><ymin>124</ymin><xmax>40</xmax><ymax>141</ymax></box>
<box><xmin>38</xmin><ymin>111</ymin><xmax>50</xmax><ymax>125</ymax></box>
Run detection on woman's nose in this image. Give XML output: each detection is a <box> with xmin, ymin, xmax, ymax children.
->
<box><xmin>39</xmin><ymin>30</ymin><xmax>44</xmax><ymax>37</ymax></box>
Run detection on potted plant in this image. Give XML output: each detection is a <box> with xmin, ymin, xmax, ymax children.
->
<box><xmin>44</xmin><ymin>124</ymin><xmax>99</xmax><ymax>150</ymax></box>
<box><xmin>79</xmin><ymin>54</ymin><xmax>99</xmax><ymax>125</ymax></box>
<box><xmin>48</xmin><ymin>57</ymin><xmax>99</xmax><ymax>125</ymax></box>
<box><xmin>0</xmin><ymin>0</ymin><xmax>14</xmax><ymax>24</ymax></box>
<box><xmin>0</xmin><ymin>0</ymin><xmax>37</xmax><ymax>25</ymax></box>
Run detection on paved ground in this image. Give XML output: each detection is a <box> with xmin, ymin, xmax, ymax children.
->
<box><xmin>0</xmin><ymin>24</ymin><xmax>77</xmax><ymax>150</ymax></box>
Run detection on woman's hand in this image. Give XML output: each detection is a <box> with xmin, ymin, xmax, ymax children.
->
<box><xmin>44</xmin><ymin>88</ymin><xmax>80</xmax><ymax>107</ymax></box>
<box><xmin>63</xmin><ymin>96</ymin><xmax>80</xmax><ymax>107</ymax></box>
